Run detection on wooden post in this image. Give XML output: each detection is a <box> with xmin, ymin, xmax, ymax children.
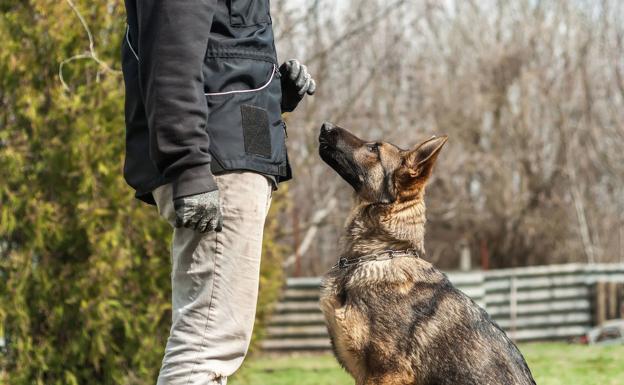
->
<box><xmin>608</xmin><ymin>282</ymin><xmax>618</xmax><ymax>320</ymax></box>
<box><xmin>460</xmin><ymin>241</ymin><xmax>471</xmax><ymax>271</ymax></box>
<box><xmin>593</xmin><ymin>282</ymin><xmax>624</xmax><ymax>325</ymax></box>
<box><xmin>595</xmin><ymin>282</ymin><xmax>606</xmax><ymax>326</ymax></box>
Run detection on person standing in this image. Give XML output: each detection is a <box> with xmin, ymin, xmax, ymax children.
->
<box><xmin>120</xmin><ymin>1</ymin><xmax>315</xmax><ymax>384</ymax></box>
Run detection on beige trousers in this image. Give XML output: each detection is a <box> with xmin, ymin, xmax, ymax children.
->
<box><xmin>152</xmin><ymin>172</ymin><xmax>272</xmax><ymax>385</ymax></box>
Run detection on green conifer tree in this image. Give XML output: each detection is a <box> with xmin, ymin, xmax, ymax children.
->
<box><xmin>0</xmin><ymin>2</ymin><xmax>286</xmax><ymax>384</ymax></box>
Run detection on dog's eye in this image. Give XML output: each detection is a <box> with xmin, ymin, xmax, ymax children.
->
<box><xmin>367</xmin><ymin>143</ymin><xmax>379</xmax><ymax>154</ymax></box>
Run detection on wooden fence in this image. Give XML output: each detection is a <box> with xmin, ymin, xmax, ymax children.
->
<box><xmin>261</xmin><ymin>263</ymin><xmax>624</xmax><ymax>352</ymax></box>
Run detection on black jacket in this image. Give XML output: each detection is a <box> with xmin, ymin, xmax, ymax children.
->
<box><xmin>121</xmin><ymin>0</ymin><xmax>290</xmax><ymax>204</ymax></box>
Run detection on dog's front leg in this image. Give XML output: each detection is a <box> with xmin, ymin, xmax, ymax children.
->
<box><xmin>321</xmin><ymin>297</ymin><xmax>369</xmax><ymax>383</ymax></box>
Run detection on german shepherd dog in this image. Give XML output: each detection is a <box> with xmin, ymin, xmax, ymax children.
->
<box><xmin>318</xmin><ymin>122</ymin><xmax>535</xmax><ymax>385</ymax></box>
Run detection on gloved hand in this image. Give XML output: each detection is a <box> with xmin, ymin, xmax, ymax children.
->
<box><xmin>279</xmin><ymin>59</ymin><xmax>316</xmax><ymax>113</ymax></box>
<box><xmin>174</xmin><ymin>190</ymin><xmax>223</xmax><ymax>233</ymax></box>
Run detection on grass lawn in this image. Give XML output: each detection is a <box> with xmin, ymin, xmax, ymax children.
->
<box><xmin>230</xmin><ymin>343</ymin><xmax>624</xmax><ymax>385</ymax></box>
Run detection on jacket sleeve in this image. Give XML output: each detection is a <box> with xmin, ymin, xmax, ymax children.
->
<box><xmin>135</xmin><ymin>0</ymin><xmax>217</xmax><ymax>199</ymax></box>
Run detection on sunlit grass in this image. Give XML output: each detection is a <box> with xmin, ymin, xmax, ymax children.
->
<box><xmin>230</xmin><ymin>343</ymin><xmax>624</xmax><ymax>385</ymax></box>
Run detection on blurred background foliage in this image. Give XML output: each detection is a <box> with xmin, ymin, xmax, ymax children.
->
<box><xmin>272</xmin><ymin>0</ymin><xmax>624</xmax><ymax>273</ymax></box>
<box><xmin>0</xmin><ymin>1</ymin><xmax>287</xmax><ymax>384</ymax></box>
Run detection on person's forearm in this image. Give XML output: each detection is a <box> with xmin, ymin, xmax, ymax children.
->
<box><xmin>135</xmin><ymin>0</ymin><xmax>216</xmax><ymax>199</ymax></box>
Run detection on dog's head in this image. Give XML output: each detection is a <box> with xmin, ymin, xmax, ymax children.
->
<box><xmin>319</xmin><ymin>122</ymin><xmax>447</xmax><ymax>205</ymax></box>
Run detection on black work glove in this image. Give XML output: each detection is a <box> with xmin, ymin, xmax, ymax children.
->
<box><xmin>279</xmin><ymin>59</ymin><xmax>316</xmax><ymax>113</ymax></box>
<box><xmin>174</xmin><ymin>190</ymin><xmax>223</xmax><ymax>233</ymax></box>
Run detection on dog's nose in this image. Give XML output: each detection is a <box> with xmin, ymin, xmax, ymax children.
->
<box><xmin>321</xmin><ymin>122</ymin><xmax>335</xmax><ymax>134</ymax></box>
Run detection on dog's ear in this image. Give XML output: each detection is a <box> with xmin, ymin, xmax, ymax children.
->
<box><xmin>404</xmin><ymin>135</ymin><xmax>447</xmax><ymax>181</ymax></box>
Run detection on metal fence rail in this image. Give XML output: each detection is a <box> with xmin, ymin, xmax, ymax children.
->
<box><xmin>261</xmin><ymin>263</ymin><xmax>624</xmax><ymax>352</ymax></box>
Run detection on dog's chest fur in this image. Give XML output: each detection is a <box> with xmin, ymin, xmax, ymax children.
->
<box><xmin>320</xmin><ymin>258</ymin><xmax>446</xmax><ymax>385</ymax></box>
<box><xmin>320</xmin><ymin>257</ymin><xmax>536</xmax><ymax>385</ymax></box>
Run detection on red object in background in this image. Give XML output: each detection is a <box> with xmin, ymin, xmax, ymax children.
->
<box><xmin>480</xmin><ymin>239</ymin><xmax>490</xmax><ymax>271</ymax></box>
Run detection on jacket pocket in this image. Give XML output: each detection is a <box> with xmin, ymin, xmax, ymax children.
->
<box><xmin>203</xmin><ymin>59</ymin><xmax>287</xmax><ymax>176</ymax></box>
<box><xmin>204</xmin><ymin>62</ymin><xmax>277</xmax><ymax>96</ymax></box>
<box><xmin>228</xmin><ymin>0</ymin><xmax>271</xmax><ymax>27</ymax></box>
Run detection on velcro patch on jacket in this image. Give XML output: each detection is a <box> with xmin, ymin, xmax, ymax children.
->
<box><xmin>241</xmin><ymin>104</ymin><xmax>271</xmax><ymax>158</ymax></box>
